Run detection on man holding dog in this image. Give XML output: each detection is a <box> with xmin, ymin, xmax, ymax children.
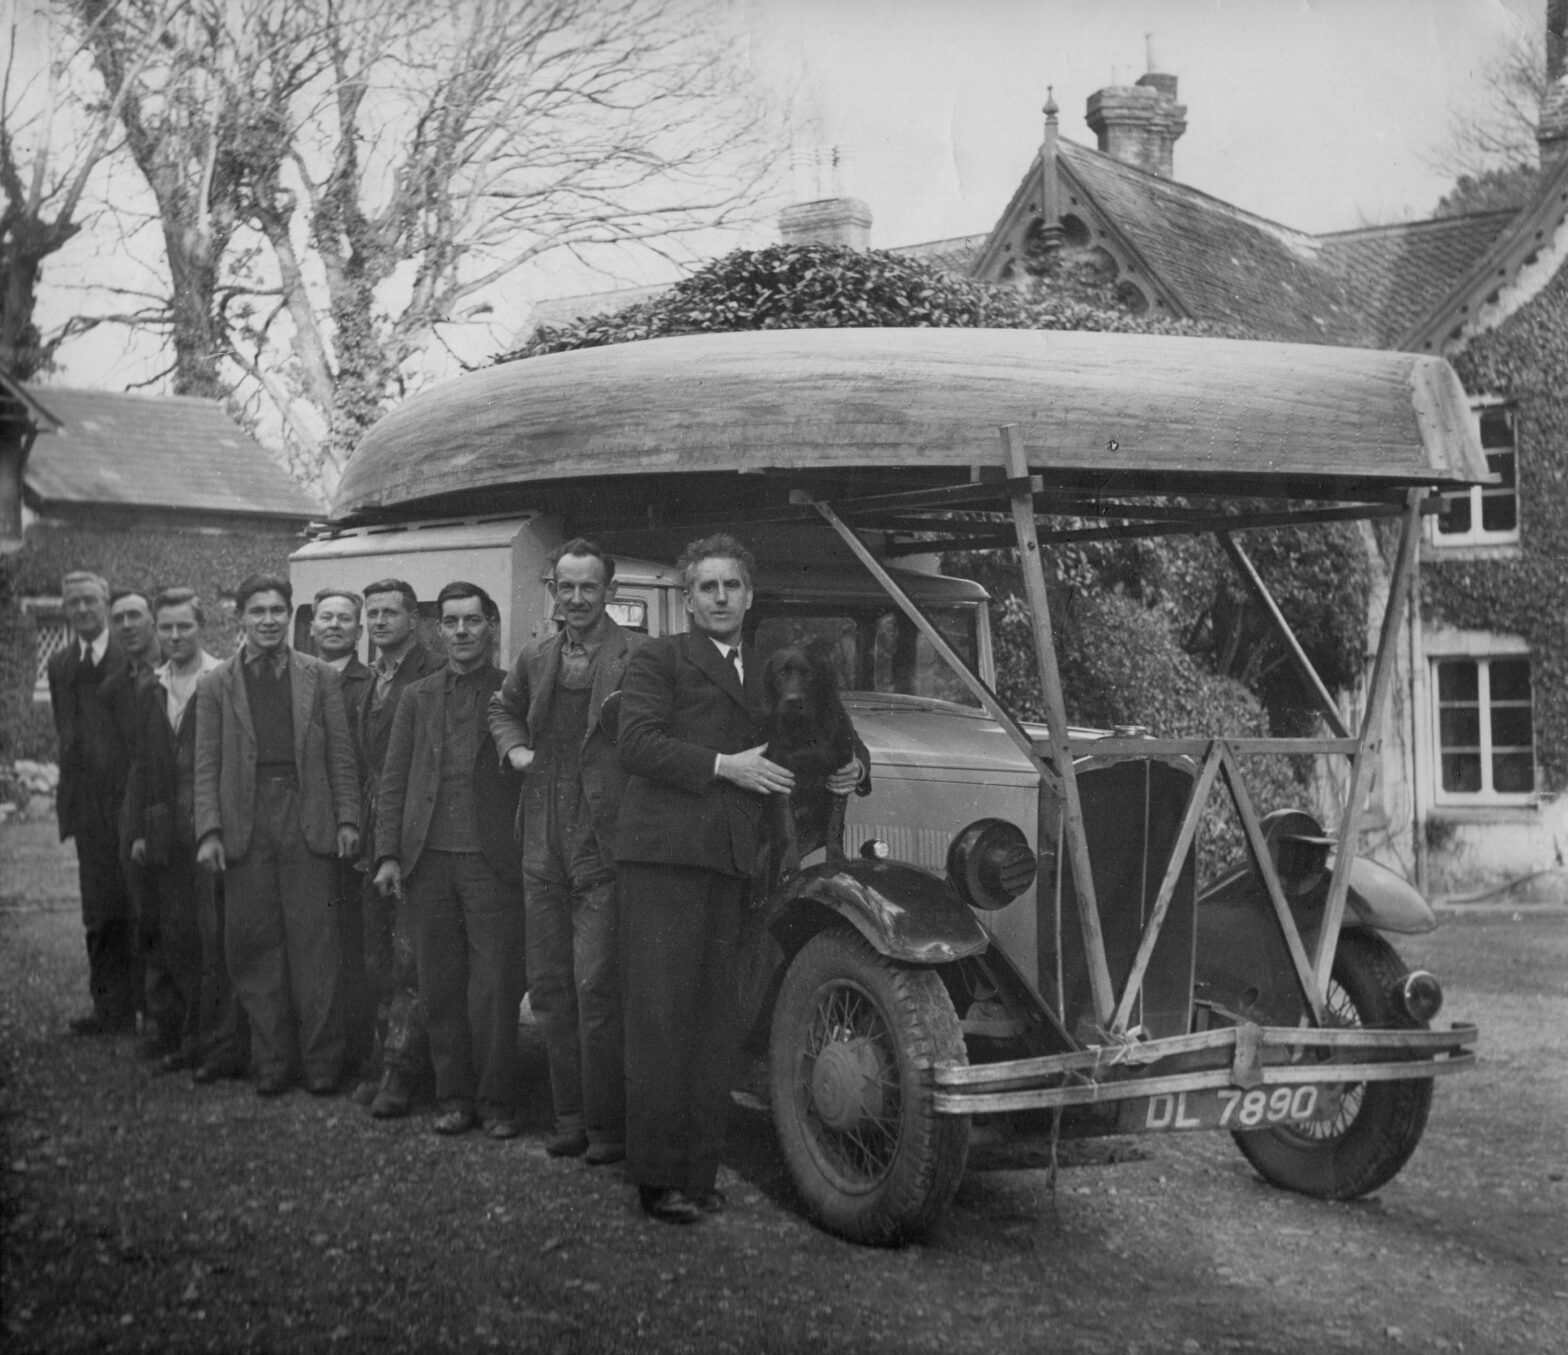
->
<box><xmin>489</xmin><ymin>539</ymin><xmax>644</xmax><ymax>1164</ymax></box>
<box><xmin>614</xmin><ymin>533</ymin><xmax>861</xmax><ymax>1224</ymax></box>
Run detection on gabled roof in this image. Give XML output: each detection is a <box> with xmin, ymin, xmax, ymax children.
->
<box><xmin>1400</xmin><ymin>150</ymin><xmax>1568</xmax><ymax>354</ymax></box>
<box><xmin>19</xmin><ymin>385</ymin><xmax>321</xmax><ymax>520</ymax></box>
<box><xmin>1317</xmin><ymin>212</ymin><xmax>1519</xmax><ymax>348</ymax></box>
<box><xmin>982</xmin><ymin>138</ymin><xmax>1517</xmax><ymax>348</ymax></box>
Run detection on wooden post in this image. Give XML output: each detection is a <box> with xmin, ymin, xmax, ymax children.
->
<box><xmin>1312</xmin><ymin>490</ymin><xmax>1424</xmax><ymax>995</ymax></box>
<box><xmin>999</xmin><ymin>424</ymin><xmax>1116</xmax><ymax>1030</ymax></box>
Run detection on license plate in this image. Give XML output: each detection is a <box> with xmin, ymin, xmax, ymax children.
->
<box><xmin>1117</xmin><ymin>1084</ymin><xmax>1322</xmax><ymax>1135</ymax></box>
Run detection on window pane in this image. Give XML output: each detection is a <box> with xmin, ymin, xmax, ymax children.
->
<box><xmin>1441</xmin><ymin>753</ymin><xmax>1482</xmax><ymax>793</ymax></box>
<box><xmin>1491</xmin><ymin>753</ymin><xmax>1535</xmax><ymax>793</ymax></box>
<box><xmin>1438</xmin><ymin>707</ymin><xmax>1479</xmax><ymax>747</ymax></box>
<box><xmin>1436</xmin><ymin>660</ymin><xmax>1477</xmax><ymax>701</ymax></box>
<box><xmin>1436</xmin><ymin>492</ymin><xmax>1471</xmax><ymax>535</ymax></box>
<box><xmin>1484</xmin><ymin>449</ymin><xmax>1515</xmax><ymax>487</ymax></box>
<box><xmin>1490</xmin><ymin>705</ymin><xmax>1534</xmax><ymax>748</ymax></box>
<box><xmin>1480</xmin><ymin>491</ymin><xmax>1517</xmax><ymax>532</ymax></box>
<box><xmin>1478</xmin><ymin>406</ymin><xmax>1514</xmax><ymax>450</ymax></box>
<box><xmin>1490</xmin><ymin>658</ymin><xmax>1531</xmax><ymax>700</ymax></box>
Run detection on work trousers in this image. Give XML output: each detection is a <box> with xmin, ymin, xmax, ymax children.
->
<box><xmin>523</xmin><ymin>855</ymin><xmax>623</xmax><ymax>1146</ymax></box>
<box><xmin>406</xmin><ymin>851</ymin><xmax>526</xmax><ymax>1120</ymax></box>
<box><xmin>334</xmin><ymin>858</ymin><xmax>374</xmax><ymax>1077</ymax></box>
<box><xmin>224</xmin><ymin>777</ymin><xmax>345</xmax><ymax>1085</ymax></box>
<box><xmin>144</xmin><ymin>844</ymin><xmax>205</xmax><ymax>1053</ymax></box>
<box><xmin>73</xmin><ymin>806</ymin><xmax>137</xmax><ymax>1028</ymax></box>
<box><xmin>195</xmin><ymin>870</ymin><xmax>247</xmax><ymax>1072</ymax></box>
<box><xmin>619</xmin><ymin>862</ymin><xmax>745</xmax><ymax>1197</ymax></box>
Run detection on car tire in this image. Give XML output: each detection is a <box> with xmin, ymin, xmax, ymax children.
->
<box><xmin>770</xmin><ymin>927</ymin><xmax>969</xmax><ymax>1245</ymax></box>
<box><xmin>1232</xmin><ymin>928</ymin><xmax>1434</xmax><ymax>1200</ymax></box>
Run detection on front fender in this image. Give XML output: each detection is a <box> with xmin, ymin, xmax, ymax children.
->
<box><xmin>1343</xmin><ymin>856</ymin><xmax>1438</xmax><ymax>934</ymax></box>
<box><xmin>768</xmin><ymin>858</ymin><xmax>989</xmax><ymax>965</ymax></box>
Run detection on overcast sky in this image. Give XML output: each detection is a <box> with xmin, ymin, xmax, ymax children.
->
<box><xmin>745</xmin><ymin>0</ymin><xmax>1545</xmax><ymax>245</ymax></box>
<box><xmin>26</xmin><ymin>0</ymin><xmax>1548</xmax><ymax>388</ymax></box>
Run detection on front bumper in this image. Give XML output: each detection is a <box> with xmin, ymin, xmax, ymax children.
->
<box><xmin>931</xmin><ymin>1021</ymin><xmax>1478</xmax><ymax>1117</ymax></box>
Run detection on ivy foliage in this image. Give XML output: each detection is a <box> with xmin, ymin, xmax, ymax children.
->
<box><xmin>1429</xmin><ymin>262</ymin><xmax>1568</xmax><ymax>794</ymax></box>
<box><xmin>500</xmin><ymin>242</ymin><xmax>1216</xmax><ymax>360</ymax></box>
<box><xmin>504</xmin><ymin>243</ymin><xmax>1375</xmax><ymax>870</ymax></box>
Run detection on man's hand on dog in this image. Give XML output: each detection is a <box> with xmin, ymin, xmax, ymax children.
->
<box><xmin>826</xmin><ymin>757</ymin><xmax>864</xmax><ymax>796</ymax></box>
<box><xmin>717</xmin><ymin>745</ymin><xmax>796</xmax><ymax>796</ymax></box>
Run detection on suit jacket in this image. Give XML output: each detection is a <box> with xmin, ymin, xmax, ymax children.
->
<box><xmin>193</xmin><ymin>649</ymin><xmax>360</xmax><ymax>860</ymax></box>
<box><xmin>488</xmin><ymin>618</ymin><xmax>646</xmax><ymax>859</ymax></box>
<box><xmin>375</xmin><ymin>664</ymin><xmax>523</xmax><ymax>886</ymax></box>
<box><xmin>357</xmin><ymin>643</ymin><xmax>440</xmax><ymax>832</ymax></box>
<box><xmin>615</xmin><ymin>631</ymin><xmax>767</xmax><ymax>877</ymax></box>
<box><xmin>335</xmin><ymin>655</ymin><xmax>374</xmax><ymax>764</ymax></box>
<box><xmin>127</xmin><ymin>654</ymin><xmax>223</xmax><ymax>861</ymax></box>
<box><xmin>47</xmin><ymin>632</ymin><xmax>137</xmax><ymax>843</ymax></box>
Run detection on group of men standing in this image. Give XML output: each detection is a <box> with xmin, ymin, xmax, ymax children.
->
<box><xmin>48</xmin><ymin>532</ymin><xmax>863</xmax><ymax>1226</ymax></box>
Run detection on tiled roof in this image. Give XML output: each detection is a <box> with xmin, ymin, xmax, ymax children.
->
<box><xmin>527</xmin><ymin>283</ymin><xmax>672</xmax><ymax>330</ymax></box>
<box><xmin>1050</xmin><ymin>139</ymin><xmax>1513</xmax><ymax>347</ymax></box>
<box><xmin>21</xmin><ymin>385</ymin><xmax>321</xmax><ymax>519</ymax></box>
<box><xmin>889</xmin><ymin>233</ymin><xmax>989</xmax><ymax>274</ymax></box>
<box><xmin>1316</xmin><ymin>213</ymin><xmax>1518</xmax><ymax>348</ymax></box>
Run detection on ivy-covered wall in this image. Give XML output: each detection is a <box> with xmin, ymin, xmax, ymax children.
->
<box><xmin>1426</xmin><ymin>261</ymin><xmax>1568</xmax><ymax>795</ymax></box>
<box><xmin>1</xmin><ymin>515</ymin><xmax>304</xmax><ymax>761</ymax></box>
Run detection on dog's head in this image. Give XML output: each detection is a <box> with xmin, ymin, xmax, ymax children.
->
<box><xmin>762</xmin><ymin>639</ymin><xmax>842</xmax><ymax>734</ymax></box>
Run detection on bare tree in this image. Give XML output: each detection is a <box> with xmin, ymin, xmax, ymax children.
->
<box><xmin>73</xmin><ymin>0</ymin><xmax>784</xmax><ymax>490</ymax></box>
<box><xmin>1430</xmin><ymin>20</ymin><xmax>1546</xmax><ymax>216</ymax></box>
<box><xmin>0</xmin><ymin>0</ymin><xmax>170</xmax><ymax>379</ymax></box>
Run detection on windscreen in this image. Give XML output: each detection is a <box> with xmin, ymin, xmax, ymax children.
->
<box><xmin>750</xmin><ymin>602</ymin><xmax>981</xmax><ymax>706</ymax></box>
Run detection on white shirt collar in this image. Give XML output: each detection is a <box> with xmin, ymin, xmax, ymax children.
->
<box><xmin>80</xmin><ymin>629</ymin><xmax>110</xmax><ymax>664</ymax></box>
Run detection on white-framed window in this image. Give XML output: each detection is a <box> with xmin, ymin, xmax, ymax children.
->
<box><xmin>1431</xmin><ymin>652</ymin><xmax>1536</xmax><ymax>803</ymax></box>
<box><xmin>1432</xmin><ymin>401</ymin><xmax>1518</xmax><ymax>547</ymax></box>
<box><xmin>23</xmin><ymin>597</ymin><xmax>69</xmax><ymax>702</ymax></box>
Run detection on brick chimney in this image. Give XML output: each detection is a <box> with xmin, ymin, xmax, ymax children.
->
<box><xmin>778</xmin><ymin>145</ymin><xmax>872</xmax><ymax>250</ymax></box>
<box><xmin>1540</xmin><ymin>0</ymin><xmax>1568</xmax><ymax>173</ymax></box>
<box><xmin>1085</xmin><ymin>39</ymin><xmax>1187</xmax><ymax>179</ymax></box>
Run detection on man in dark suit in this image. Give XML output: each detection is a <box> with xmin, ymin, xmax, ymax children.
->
<box><xmin>193</xmin><ymin>574</ymin><xmax>360</xmax><ymax>1096</ymax></box>
<box><xmin>128</xmin><ymin>588</ymin><xmax>233</xmax><ymax>1076</ymax></box>
<box><xmin>374</xmin><ymin>582</ymin><xmax>525</xmax><ymax>1139</ymax></box>
<box><xmin>355</xmin><ymin>579</ymin><xmax>440</xmax><ymax>1116</ymax></box>
<box><xmin>489</xmin><ymin>538</ymin><xmax>645</xmax><ymax>1163</ymax></box>
<box><xmin>110</xmin><ymin>587</ymin><xmax>170</xmax><ymax>1057</ymax></box>
<box><xmin>310</xmin><ymin>588</ymin><xmax>376</xmax><ymax>1083</ymax></box>
<box><xmin>48</xmin><ymin>570</ymin><xmax>139</xmax><ymax>1035</ymax></box>
<box><xmin>616</xmin><ymin>534</ymin><xmax>862</xmax><ymax>1224</ymax></box>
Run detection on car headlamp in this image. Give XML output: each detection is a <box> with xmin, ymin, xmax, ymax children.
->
<box><xmin>947</xmin><ymin>819</ymin><xmax>1037</xmax><ymax>911</ymax></box>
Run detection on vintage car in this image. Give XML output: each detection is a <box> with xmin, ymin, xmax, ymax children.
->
<box><xmin>297</xmin><ymin>327</ymin><xmax>1480</xmax><ymax>1244</ymax></box>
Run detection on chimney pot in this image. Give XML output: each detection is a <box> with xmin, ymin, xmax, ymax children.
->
<box><xmin>778</xmin><ymin>197</ymin><xmax>874</xmax><ymax>251</ymax></box>
<box><xmin>1086</xmin><ymin>74</ymin><xmax>1187</xmax><ymax>179</ymax></box>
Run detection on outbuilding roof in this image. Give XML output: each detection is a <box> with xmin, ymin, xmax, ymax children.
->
<box><xmin>20</xmin><ymin>385</ymin><xmax>321</xmax><ymax>520</ymax></box>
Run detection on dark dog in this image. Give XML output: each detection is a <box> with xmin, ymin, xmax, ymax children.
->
<box><xmin>755</xmin><ymin>639</ymin><xmax>864</xmax><ymax>892</ymax></box>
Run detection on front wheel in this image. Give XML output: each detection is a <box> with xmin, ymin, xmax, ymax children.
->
<box><xmin>1233</xmin><ymin>929</ymin><xmax>1434</xmax><ymax>1199</ymax></box>
<box><xmin>770</xmin><ymin>928</ymin><xmax>969</xmax><ymax>1245</ymax></box>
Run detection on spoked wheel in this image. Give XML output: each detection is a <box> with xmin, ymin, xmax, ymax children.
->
<box><xmin>770</xmin><ymin>928</ymin><xmax>969</xmax><ymax>1245</ymax></box>
<box><xmin>1233</xmin><ymin>929</ymin><xmax>1434</xmax><ymax>1200</ymax></box>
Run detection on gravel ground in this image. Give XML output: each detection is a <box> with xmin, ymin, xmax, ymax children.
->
<box><xmin>2</xmin><ymin>816</ymin><xmax>1566</xmax><ymax>1354</ymax></box>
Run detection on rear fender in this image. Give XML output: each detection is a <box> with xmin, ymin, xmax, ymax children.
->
<box><xmin>767</xmin><ymin>858</ymin><xmax>990</xmax><ymax>966</ymax></box>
